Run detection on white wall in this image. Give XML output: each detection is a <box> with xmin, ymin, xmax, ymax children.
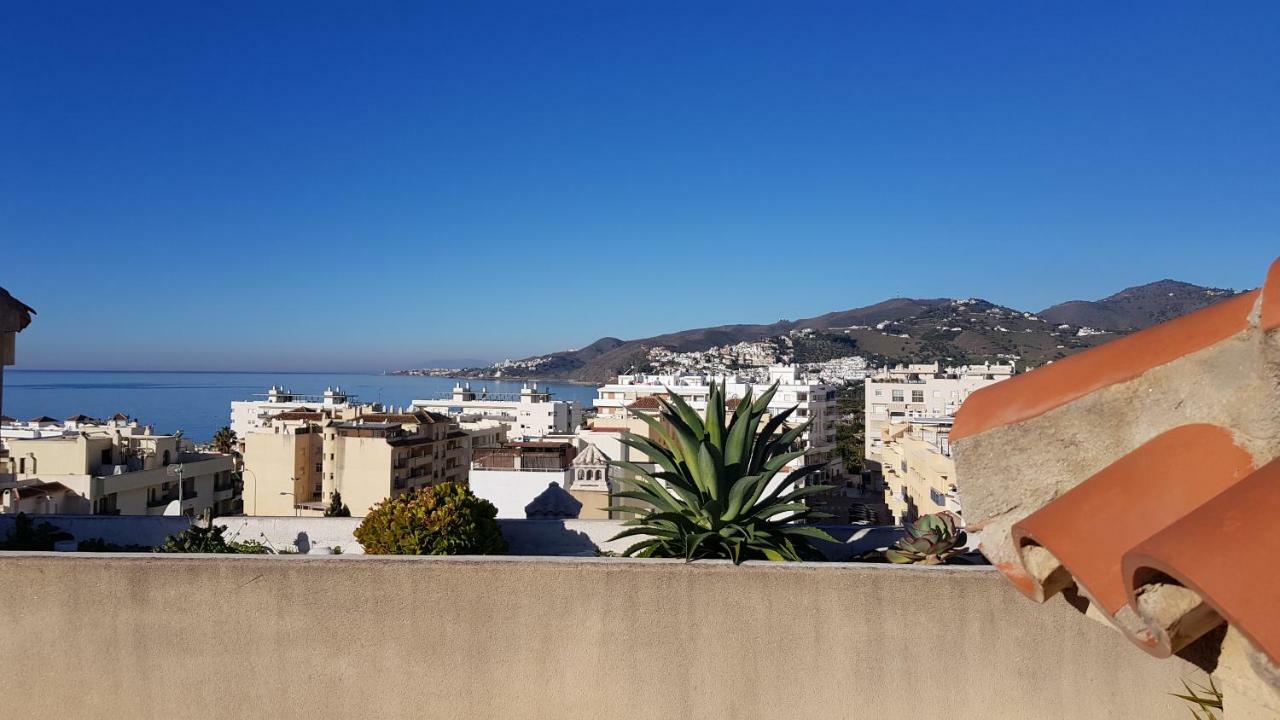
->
<box><xmin>468</xmin><ymin>468</ymin><xmax>574</xmax><ymax>518</ymax></box>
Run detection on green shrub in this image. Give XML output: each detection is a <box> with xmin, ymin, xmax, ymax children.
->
<box><xmin>77</xmin><ymin>537</ymin><xmax>149</xmax><ymax>553</ymax></box>
<box><xmin>610</xmin><ymin>381</ymin><xmax>835</xmax><ymax>563</ymax></box>
<box><xmin>354</xmin><ymin>482</ymin><xmax>506</xmax><ymax>555</ymax></box>
<box><xmin>0</xmin><ymin>513</ymin><xmax>69</xmax><ymax>550</ymax></box>
<box><xmin>227</xmin><ymin>539</ymin><xmax>274</xmax><ymax>554</ymax></box>
<box><xmin>154</xmin><ymin>512</ymin><xmax>279</xmax><ymax>554</ymax></box>
<box><xmin>154</xmin><ymin>517</ymin><xmax>236</xmax><ymax>553</ymax></box>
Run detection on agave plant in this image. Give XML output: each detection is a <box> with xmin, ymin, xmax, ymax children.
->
<box><xmin>609</xmin><ymin>381</ymin><xmax>835</xmax><ymax>563</ymax></box>
<box><xmin>885</xmin><ymin>511</ymin><xmax>967</xmax><ymax>565</ymax></box>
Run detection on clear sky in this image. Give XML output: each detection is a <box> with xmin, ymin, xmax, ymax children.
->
<box><xmin>3</xmin><ymin>2</ymin><xmax>1277</xmax><ymax>372</ymax></box>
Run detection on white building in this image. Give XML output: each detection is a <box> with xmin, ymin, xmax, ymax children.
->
<box><xmin>593</xmin><ymin>365</ymin><xmax>842</xmax><ymax>485</ymax></box>
<box><xmin>466</xmin><ymin>442</ymin><xmax>577</xmax><ymax>519</ymax></box>
<box><xmin>411</xmin><ymin>382</ymin><xmax>582</xmax><ymax>441</ymax></box>
<box><xmin>230</xmin><ymin>386</ymin><xmax>360</xmax><ymax>438</ymax></box>
<box><xmin>863</xmin><ymin>362</ymin><xmax>1014</xmax><ymax>523</ymax></box>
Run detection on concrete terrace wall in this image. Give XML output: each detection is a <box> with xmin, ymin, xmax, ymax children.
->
<box><xmin>0</xmin><ymin>553</ymin><xmax>1200</xmax><ymax>719</ymax></box>
<box><xmin>0</xmin><ymin>514</ymin><xmax>908</xmax><ymax>559</ymax></box>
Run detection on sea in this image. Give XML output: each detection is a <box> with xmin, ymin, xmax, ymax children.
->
<box><xmin>2</xmin><ymin>370</ymin><xmax>601</xmax><ymax>442</ymax></box>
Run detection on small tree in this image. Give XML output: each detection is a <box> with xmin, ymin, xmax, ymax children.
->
<box><xmin>354</xmin><ymin>482</ymin><xmax>506</xmax><ymax>555</ymax></box>
<box><xmin>324</xmin><ymin>490</ymin><xmax>352</xmax><ymax>517</ymax></box>
<box><xmin>212</xmin><ymin>426</ymin><xmax>238</xmax><ymax>455</ymax></box>
<box><xmin>154</xmin><ymin>512</ymin><xmax>233</xmax><ymax>553</ymax></box>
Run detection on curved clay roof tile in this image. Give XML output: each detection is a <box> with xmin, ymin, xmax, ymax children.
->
<box><xmin>953</xmin><ymin>256</ymin><xmax>1280</xmax><ymax>673</ymax></box>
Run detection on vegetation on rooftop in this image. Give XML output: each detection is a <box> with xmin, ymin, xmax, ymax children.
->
<box><xmin>885</xmin><ymin>511</ymin><xmax>967</xmax><ymax>565</ymax></box>
<box><xmin>354</xmin><ymin>482</ymin><xmax>506</xmax><ymax>555</ymax></box>
<box><xmin>1172</xmin><ymin>678</ymin><xmax>1222</xmax><ymax>719</ymax></box>
<box><xmin>324</xmin><ymin>490</ymin><xmax>352</xmax><ymax>517</ymax></box>
<box><xmin>0</xmin><ymin>513</ymin><xmax>68</xmax><ymax>551</ymax></box>
<box><xmin>609</xmin><ymin>380</ymin><xmax>835</xmax><ymax>563</ymax></box>
<box><xmin>153</xmin><ymin>512</ymin><xmax>285</xmax><ymax>553</ymax></box>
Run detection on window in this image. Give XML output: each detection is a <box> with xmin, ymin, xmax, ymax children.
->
<box><xmin>162</xmin><ymin>450</ymin><xmax>171</xmax><ymax>466</ymax></box>
<box><xmin>101</xmin><ymin>448</ymin><xmax>113</xmax><ymax>466</ymax></box>
<box><xmin>874</xmin><ymin>389</ymin><xmax>883</xmax><ymax>397</ymax></box>
<box><xmin>891</xmin><ymin>390</ymin><xmax>904</xmax><ymax>402</ymax></box>
<box><xmin>912</xmin><ymin>390</ymin><xmax>924</xmax><ymax>403</ymax></box>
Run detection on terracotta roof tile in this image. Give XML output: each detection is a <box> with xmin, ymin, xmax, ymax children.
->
<box><xmin>1263</xmin><ymin>257</ymin><xmax>1280</xmax><ymax>331</ymax></box>
<box><xmin>953</xmin><ymin>256</ymin><xmax>1280</xmax><ymax>672</ymax></box>
<box><xmin>952</xmin><ymin>289</ymin><xmax>1258</xmax><ymax>442</ymax></box>
<box><xmin>626</xmin><ymin>396</ymin><xmax>663</xmax><ymax>410</ymax></box>
<box><xmin>1012</xmin><ymin>424</ymin><xmax>1253</xmax><ymax>615</ymax></box>
<box><xmin>1123</xmin><ymin>458</ymin><xmax>1280</xmax><ymax>662</ymax></box>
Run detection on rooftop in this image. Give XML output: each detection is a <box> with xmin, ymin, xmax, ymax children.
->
<box><xmin>954</xmin><ymin>256</ymin><xmax>1280</xmax><ymax>710</ymax></box>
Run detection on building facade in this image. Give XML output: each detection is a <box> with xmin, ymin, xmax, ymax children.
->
<box><xmin>0</xmin><ymin>415</ymin><xmax>236</xmax><ymax>517</ymax></box>
<box><xmin>467</xmin><ymin>442</ymin><xmax>578</xmax><ymax>518</ymax></box>
<box><xmin>863</xmin><ymin>362</ymin><xmax>1014</xmax><ymax>523</ymax></box>
<box><xmin>410</xmin><ymin>383</ymin><xmax>583</xmax><ymax>440</ymax></box>
<box><xmin>230</xmin><ymin>386</ymin><xmax>360</xmax><ymax>438</ymax></box>
<box><xmin>241</xmin><ymin>407</ymin><xmax>470</xmax><ymax>517</ymax></box>
<box><xmin>592</xmin><ymin>365</ymin><xmax>842</xmax><ymax>486</ymax></box>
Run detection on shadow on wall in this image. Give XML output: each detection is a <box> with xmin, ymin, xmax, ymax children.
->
<box><xmin>496</xmin><ymin>519</ymin><xmax>599</xmax><ymax>556</ymax></box>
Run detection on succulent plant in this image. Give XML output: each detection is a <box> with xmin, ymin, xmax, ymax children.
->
<box><xmin>885</xmin><ymin>511</ymin><xmax>967</xmax><ymax>565</ymax></box>
<box><xmin>609</xmin><ymin>381</ymin><xmax>835</xmax><ymax>563</ymax></box>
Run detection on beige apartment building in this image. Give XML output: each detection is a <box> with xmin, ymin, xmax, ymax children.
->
<box><xmin>242</xmin><ymin>408</ymin><xmax>471</xmax><ymax>517</ymax></box>
<box><xmin>0</xmin><ymin>415</ymin><xmax>236</xmax><ymax>517</ymax></box>
<box><xmin>864</xmin><ymin>362</ymin><xmax>1013</xmax><ymax>523</ymax></box>
<box><xmin>875</xmin><ymin>417</ymin><xmax>959</xmax><ymax>524</ymax></box>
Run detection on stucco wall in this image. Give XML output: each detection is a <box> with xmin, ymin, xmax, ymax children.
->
<box><xmin>0</xmin><ymin>514</ymin><xmax>909</xmax><ymax>559</ymax></box>
<box><xmin>0</xmin><ymin>553</ymin><xmax>1200</xmax><ymax>719</ymax></box>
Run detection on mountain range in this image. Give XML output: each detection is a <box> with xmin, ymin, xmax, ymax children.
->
<box><xmin>444</xmin><ymin>279</ymin><xmax>1242</xmax><ymax>383</ymax></box>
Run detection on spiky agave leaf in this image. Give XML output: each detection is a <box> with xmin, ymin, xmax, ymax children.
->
<box><xmin>607</xmin><ymin>380</ymin><xmax>835</xmax><ymax>563</ymax></box>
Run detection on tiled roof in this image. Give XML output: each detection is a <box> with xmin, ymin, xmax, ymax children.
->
<box><xmin>953</xmin><ymin>257</ymin><xmax>1280</xmax><ymax>675</ymax></box>
<box><xmin>359</xmin><ymin>411</ymin><xmax>451</xmax><ymax>425</ymax></box>
<box><xmin>626</xmin><ymin>396</ymin><xmax>663</xmax><ymax>410</ymax></box>
<box><xmin>273</xmin><ymin>411</ymin><xmax>324</xmax><ymax>421</ymax></box>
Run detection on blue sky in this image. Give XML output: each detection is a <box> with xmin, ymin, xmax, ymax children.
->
<box><xmin>3</xmin><ymin>2</ymin><xmax>1277</xmax><ymax>372</ymax></box>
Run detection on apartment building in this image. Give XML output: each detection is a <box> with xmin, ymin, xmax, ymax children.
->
<box><xmin>876</xmin><ymin>417</ymin><xmax>961</xmax><ymax>523</ymax></box>
<box><xmin>468</xmin><ymin>441</ymin><xmax>577</xmax><ymax>518</ymax></box>
<box><xmin>593</xmin><ymin>365</ymin><xmax>842</xmax><ymax>481</ymax></box>
<box><xmin>230</xmin><ymin>385</ymin><xmax>360</xmax><ymax>438</ymax></box>
<box><xmin>0</xmin><ymin>415</ymin><xmax>236</xmax><ymax>517</ymax></box>
<box><xmin>241</xmin><ymin>407</ymin><xmax>470</xmax><ymax>517</ymax></box>
<box><xmin>863</xmin><ymin>362</ymin><xmax>1013</xmax><ymax>523</ymax></box>
<box><xmin>410</xmin><ymin>382</ymin><xmax>582</xmax><ymax>440</ymax></box>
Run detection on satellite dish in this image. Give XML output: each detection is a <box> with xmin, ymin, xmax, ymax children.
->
<box><xmin>162</xmin><ymin>500</ymin><xmax>182</xmax><ymax>516</ymax></box>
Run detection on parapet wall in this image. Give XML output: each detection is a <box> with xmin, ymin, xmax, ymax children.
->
<box><xmin>0</xmin><ymin>553</ymin><xmax>1201</xmax><ymax>719</ymax></box>
<box><xmin>0</xmin><ymin>514</ymin><xmax>908</xmax><ymax>558</ymax></box>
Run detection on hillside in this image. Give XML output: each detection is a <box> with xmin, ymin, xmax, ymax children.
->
<box><xmin>1040</xmin><ymin>280</ymin><xmax>1237</xmax><ymax>331</ymax></box>
<box><xmin>430</xmin><ymin>280</ymin><xmax>1242</xmax><ymax>383</ymax></box>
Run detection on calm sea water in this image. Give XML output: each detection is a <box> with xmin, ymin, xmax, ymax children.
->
<box><xmin>2</xmin><ymin>370</ymin><xmax>600</xmax><ymax>442</ymax></box>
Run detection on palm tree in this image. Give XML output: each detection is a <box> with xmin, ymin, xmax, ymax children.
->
<box><xmin>212</xmin><ymin>426</ymin><xmax>238</xmax><ymax>455</ymax></box>
<box><xmin>610</xmin><ymin>381</ymin><xmax>835</xmax><ymax>563</ymax></box>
